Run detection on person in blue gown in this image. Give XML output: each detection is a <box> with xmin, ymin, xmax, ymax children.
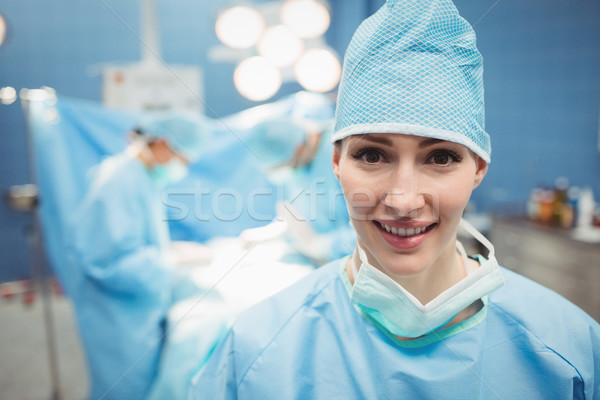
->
<box><xmin>188</xmin><ymin>1</ymin><xmax>600</xmax><ymax>399</ymax></box>
<box><xmin>68</xmin><ymin>112</ymin><xmax>209</xmax><ymax>400</ymax></box>
<box><xmin>241</xmin><ymin>91</ymin><xmax>355</xmax><ymax>263</ymax></box>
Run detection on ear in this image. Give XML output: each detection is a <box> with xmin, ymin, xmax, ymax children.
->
<box><xmin>473</xmin><ymin>156</ymin><xmax>488</xmax><ymax>189</ymax></box>
<box><xmin>332</xmin><ymin>144</ymin><xmax>341</xmax><ymax>181</ymax></box>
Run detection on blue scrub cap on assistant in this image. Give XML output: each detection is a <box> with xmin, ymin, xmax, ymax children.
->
<box><xmin>290</xmin><ymin>91</ymin><xmax>336</xmax><ymax>133</ymax></box>
<box><xmin>139</xmin><ymin>112</ymin><xmax>211</xmax><ymax>162</ymax></box>
<box><xmin>332</xmin><ymin>0</ymin><xmax>491</xmax><ymax>163</ymax></box>
<box><xmin>246</xmin><ymin>117</ymin><xmax>306</xmax><ymax>169</ymax></box>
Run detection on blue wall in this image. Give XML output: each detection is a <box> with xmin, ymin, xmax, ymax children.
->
<box><xmin>1</xmin><ymin>0</ymin><xmax>599</xmax><ymax>281</ymax></box>
<box><xmin>454</xmin><ymin>0</ymin><xmax>600</xmax><ymax>211</ymax></box>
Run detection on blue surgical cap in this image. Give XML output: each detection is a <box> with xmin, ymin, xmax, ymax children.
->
<box><xmin>332</xmin><ymin>0</ymin><xmax>491</xmax><ymax>163</ymax></box>
<box><xmin>246</xmin><ymin>118</ymin><xmax>306</xmax><ymax>169</ymax></box>
<box><xmin>139</xmin><ymin>112</ymin><xmax>211</xmax><ymax>162</ymax></box>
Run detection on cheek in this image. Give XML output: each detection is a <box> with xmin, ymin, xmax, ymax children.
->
<box><xmin>337</xmin><ymin>159</ymin><xmax>385</xmax><ymax>218</ymax></box>
<box><xmin>154</xmin><ymin>147</ymin><xmax>171</xmax><ymax>164</ymax></box>
<box><xmin>339</xmin><ymin>175</ymin><xmax>377</xmax><ymax>217</ymax></box>
<box><xmin>434</xmin><ymin>177</ymin><xmax>475</xmax><ymax>217</ymax></box>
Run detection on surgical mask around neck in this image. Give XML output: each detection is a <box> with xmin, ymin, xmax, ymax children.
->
<box><xmin>150</xmin><ymin>158</ymin><xmax>189</xmax><ymax>187</ymax></box>
<box><xmin>349</xmin><ymin>218</ymin><xmax>504</xmax><ymax>338</ymax></box>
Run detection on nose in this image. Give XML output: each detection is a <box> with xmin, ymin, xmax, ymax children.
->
<box><xmin>381</xmin><ymin>172</ymin><xmax>426</xmax><ymax>218</ymax></box>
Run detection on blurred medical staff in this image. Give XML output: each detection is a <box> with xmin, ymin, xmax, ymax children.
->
<box><xmin>241</xmin><ymin>92</ymin><xmax>355</xmax><ymax>263</ymax></box>
<box><xmin>68</xmin><ymin>113</ymin><xmax>210</xmax><ymax>400</ymax></box>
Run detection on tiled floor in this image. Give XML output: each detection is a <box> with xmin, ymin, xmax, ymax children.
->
<box><xmin>0</xmin><ymin>290</ymin><xmax>88</xmax><ymax>400</ymax></box>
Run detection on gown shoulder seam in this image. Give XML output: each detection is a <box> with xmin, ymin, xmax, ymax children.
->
<box><xmin>487</xmin><ymin>301</ymin><xmax>585</xmax><ymax>385</ymax></box>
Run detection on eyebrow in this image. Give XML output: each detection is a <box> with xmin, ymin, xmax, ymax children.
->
<box><xmin>418</xmin><ymin>138</ymin><xmax>444</xmax><ymax>148</ymax></box>
<box><xmin>358</xmin><ymin>134</ymin><xmax>445</xmax><ymax>148</ymax></box>
<box><xmin>358</xmin><ymin>134</ymin><xmax>394</xmax><ymax>146</ymax></box>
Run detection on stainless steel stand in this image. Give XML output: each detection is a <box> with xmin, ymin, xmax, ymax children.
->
<box><xmin>4</xmin><ymin>87</ymin><xmax>62</xmax><ymax>400</ymax></box>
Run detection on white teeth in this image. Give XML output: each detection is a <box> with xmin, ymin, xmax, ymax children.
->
<box><xmin>381</xmin><ymin>223</ymin><xmax>428</xmax><ymax>237</ymax></box>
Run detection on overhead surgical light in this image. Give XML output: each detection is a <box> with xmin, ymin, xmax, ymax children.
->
<box><xmin>0</xmin><ymin>86</ymin><xmax>17</xmax><ymax>105</ymax></box>
<box><xmin>216</xmin><ymin>6</ymin><xmax>265</xmax><ymax>49</ymax></box>
<box><xmin>212</xmin><ymin>1</ymin><xmax>336</xmax><ymax>101</ymax></box>
<box><xmin>281</xmin><ymin>0</ymin><xmax>330</xmax><ymax>38</ymax></box>
<box><xmin>234</xmin><ymin>56</ymin><xmax>282</xmax><ymax>101</ymax></box>
<box><xmin>258</xmin><ymin>25</ymin><xmax>303</xmax><ymax>67</ymax></box>
<box><xmin>294</xmin><ymin>48</ymin><xmax>340</xmax><ymax>92</ymax></box>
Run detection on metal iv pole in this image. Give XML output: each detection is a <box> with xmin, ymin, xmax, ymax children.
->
<box><xmin>5</xmin><ymin>87</ymin><xmax>63</xmax><ymax>400</ymax></box>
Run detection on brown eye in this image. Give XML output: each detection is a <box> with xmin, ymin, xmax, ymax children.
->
<box><xmin>364</xmin><ymin>151</ymin><xmax>381</xmax><ymax>163</ymax></box>
<box><xmin>433</xmin><ymin>153</ymin><xmax>450</xmax><ymax>165</ymax></box>
<box><xmin>351</xmin><ymin>147</ymin><xmax>389</xmax><ymax>164</ymax></box>
<box><xmin>428</xmin><ymin>150</ymin><xmax>462</xmax><ymax>166</ymax></box>
<box><xmin>351</xmin><ymin>148</ymin><xmax>385</xmax><ymax>164</ymax></box>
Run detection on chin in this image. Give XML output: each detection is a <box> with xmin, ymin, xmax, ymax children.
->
<box><xmin>376</xmin><ymin>247</ymin><xmax>437</xmax><ymax>277</ymax></box>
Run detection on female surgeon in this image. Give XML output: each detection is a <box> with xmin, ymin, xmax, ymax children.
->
<box><xmin>68</xmin><ymin>113</ymin><xmax>210</xmax><ymax>400</ymax></box>
<box><xmin>189</xmin><ymin>0</ymin><xmax>600</xmax><ymax>398</ymax></box>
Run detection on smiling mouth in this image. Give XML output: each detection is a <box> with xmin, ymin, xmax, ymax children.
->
<box><xmin>375</xmin><ymin>221</ymin><xmax>437</xmax><ymax>237</ymax></box>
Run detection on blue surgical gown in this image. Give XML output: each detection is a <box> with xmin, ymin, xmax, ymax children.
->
<box><xmin>189</xmin><ymin>259</ymin><xmax>600</xmax><ymax>399</ymax></box>
<box><xmin>69</xmin><ymin>153</ymin><xmax>173</xmax><ymax>400</ymax></box>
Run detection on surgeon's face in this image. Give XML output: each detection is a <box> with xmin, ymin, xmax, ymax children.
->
<box><xmin>332</xmin><ymin>133</ymin><xmax>487</xmax><ymax>281</ymax></box>
<box><xmin>148</xmin><ymin>138</ymin><xmax>190</xmax><ymax>166</ymax></box>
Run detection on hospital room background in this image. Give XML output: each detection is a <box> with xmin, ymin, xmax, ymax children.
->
<box><xmin>0</xmin><ymin>0</ymin><xmax>599</xmax><ymax>399</ymax></box>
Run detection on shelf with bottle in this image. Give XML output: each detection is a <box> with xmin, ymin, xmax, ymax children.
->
<box><xmin>527</xmin><ymin>178</ymin><xmax>597</xmax><ymax>230</ymax></box>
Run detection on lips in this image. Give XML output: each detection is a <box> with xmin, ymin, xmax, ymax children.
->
<box><xmin>374</xmin><ymin>220</ymin><xmax>437</xmax><ymax>249</ymax></box>
<box><xmin>379</xmin><ymin>223</ymin><xmax>431</xmax><ymax>237</ymax></box>
<box><xmin>376</xmin><ymin>221</ymin><xmax>436</xmax><ymax>236</ymax></box>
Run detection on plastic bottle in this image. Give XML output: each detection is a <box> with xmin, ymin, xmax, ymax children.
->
<box><xmin>552</xmin><ymin>177</ymin><xmax>569</xmax><ymax>226</ymax></box>
<box><xmin>576</xmin><ymin>187</ymin><xmax>595</xmax><ymax>228</ymax></box>
<box><xmin>527</xmin><ymin>188</ymin><xmax>542</xmax><ymax>221</ymax></box>
<box><xmin>566</xmin><ymin>186</ymin><xmax>581</xmax><ymax>229</ymax></box>
<box><xmin>538</xmin><ymin>189</ymin><xmax>554</xmax><ymax>225</ymax></box>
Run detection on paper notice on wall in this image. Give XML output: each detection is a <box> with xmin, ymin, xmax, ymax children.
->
<box><xmin>102</xmin><ymin>63</ymin><xmax>203</xmax><ymax>114</ymax></box>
